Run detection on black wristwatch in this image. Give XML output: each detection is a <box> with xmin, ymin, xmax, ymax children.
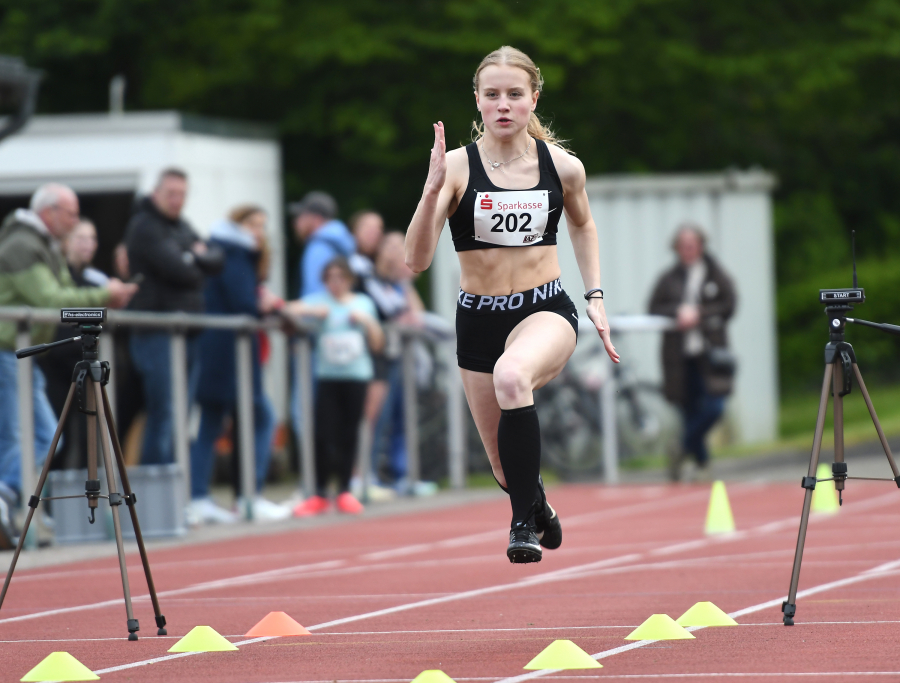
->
<box><xmin>584</xmin><ymin>288</ymin><xmax>604</xmax><ymax>300</ymax></box>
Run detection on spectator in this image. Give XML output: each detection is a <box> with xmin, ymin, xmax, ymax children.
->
<box><xmin>290</xmin><ymin>191</ymin><xmax>355</xmax><ymax>297</ymax></box>
<box><xmin>125</xmin><ymin>168</ymin><xmax>223</xmax><ymax>466</ymax></box>
<box><xmin>286</xmin><ymin>257</ymin><xmax>384</xmax><ymax>516</ymax></box>
<box><xmin>0</xmin><ymin>184</ymin><xmax>136</xmax><ymax>547</ymax></box>
<box><xmin>347</xmin><ymin>210</ymin><xmax>384</xmax><ymax>282</ymax></box>
<box><xmin>108</xmin><ymin>241</ymin><xmax>145</xmax><ymax>456</ymax></box>
<box><xmin>188</xmin><ymin>205</ymin><xmax>289</xmax><ymax>525</ymax></box>
<box><xmin>649</xmin><ymin>223</ymin><xmax>737</xmax><ymax>482</ymax></box>
<box><xmin>362</xmin><ymin>232</ymin><xmax>424</xmax><ymax>493</ymax></box>
<box><xmin>39</xmin><ymin>218</ymin><xmax>108</xmax><ymax>470</ymax></box>
<box><xmin>63</xmin><ymin>219</ymin><xmax>109</xmax><ymax>287</ymax></box>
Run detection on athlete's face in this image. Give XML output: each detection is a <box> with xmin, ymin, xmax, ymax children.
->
<box><xmin>475</xmin><ymin>65</ymin><xmax>539</xmax><ymax>139</ymax></box>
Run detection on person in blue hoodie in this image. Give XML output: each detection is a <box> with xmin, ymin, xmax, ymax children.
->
<box><xmin>189</xmin><ymin>205</ymin><xmax>289</xmax><ymax>525</ymax></box>
<box><xmin>290</xmin><ymin>191</ymin><xmax>356</xmax><ymax>297</ymax></box>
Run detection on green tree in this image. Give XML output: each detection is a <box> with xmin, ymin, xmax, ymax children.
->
<box><xmin>3</xmin><ymin>0</ymin><xmax>900</xmax><ymax>388</ymax></box>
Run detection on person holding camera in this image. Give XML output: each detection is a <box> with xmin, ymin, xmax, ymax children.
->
<box><xmin>0</xmin><ymin>183</ymin><xmax>136</xmax><ymax>547</ymax></box>
<box><xmin>125</xmin><ymin>168</ymin><xmax>223</xmax><ymax>466</ymax></box>
<box><xmin>649</xmin><ymin>222</ymin><xmax>737</xmax><ymax>482</ymax></box>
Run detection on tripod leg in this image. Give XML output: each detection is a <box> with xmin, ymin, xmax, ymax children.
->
<box><xmin>93</xmin><ymin>382</ymin><xmax>139</xmax><ymax>641</ymax></box>
<box><xmin>784</xmin><ymin>363</ymin><xmax>833</xmax><ymax>626</ymax></box>
<box><xmin>852</xmin><ymin>364</ymin><xmax>900</xmax><ymax>480</ymax></box>
<box><xmin>832</xmin><ymin>363</ymin><xmax>846</xmax><ymax>500</ymax></box>
<box><xmin>0</xmin><ymin>383</ymin><xmax>76</xmax><ymax>611</ymax></box>
<box><xmin>101</xmin><ymin>385</ymin><xmax>167</xmax><ymax>635</ymax></box>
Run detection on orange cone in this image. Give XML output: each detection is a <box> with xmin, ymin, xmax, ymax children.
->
<box><xmin>245</xmin><ymin>612</ymin><xmax>311</xmax><ymax>637</ymax></box>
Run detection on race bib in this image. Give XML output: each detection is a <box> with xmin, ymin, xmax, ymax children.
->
<box><xmin>321</xmin><ymin>330</ymin><xmax>365</xmax><ymax>366</ymax></box>
<box><xmin>473</xmin><ymin>190</ymin><xmax>550</xmax><ymax>246</ymax></box>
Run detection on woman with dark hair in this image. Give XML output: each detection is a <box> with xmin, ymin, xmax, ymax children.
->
<box><xmin>287</xmin><ymin>257</ymin><xmax>384</xmax><ymax>516</ymax></box>
<box><xmin>189</xmin><ymin>205</ymin><xmax>288</xmax><ymax>525</ymax></box>
<box><xmin>404</xmin><ymin>46</ymin><xmax>619</xmax><ymax>563</ymax></box>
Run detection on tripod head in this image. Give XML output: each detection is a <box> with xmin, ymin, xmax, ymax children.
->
<box><xmin>819</xmin><ymin>232</ymin><xmax>900</xmax><ymax>341</ymax></box>
<box><xmin>15</xmin><ymin>308</ymin><xmax>106</xmax><ymax>361</ymax></box>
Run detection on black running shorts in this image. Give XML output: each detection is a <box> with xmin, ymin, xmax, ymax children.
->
<box><xmin>456</xmin><ymin>278</ymin><xmax>579</xmax><ymax>374</ymax></box>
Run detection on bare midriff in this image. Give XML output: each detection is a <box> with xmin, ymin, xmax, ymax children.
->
<box><xmin>458</xmin><ymin>244</ymin><xmax>561</xmax><ymax>295</ymax></box>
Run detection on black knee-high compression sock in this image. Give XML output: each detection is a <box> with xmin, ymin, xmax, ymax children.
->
<box><xmin>497</xmin><ymin>405</ymin><xmax>541</xmax><ymax>525</ymax></box>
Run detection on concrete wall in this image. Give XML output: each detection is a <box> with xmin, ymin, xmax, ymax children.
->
<box><xmin>433</xmin><ymin>169</ymin><xmax>778</xmax><ymax>444</ymax></box>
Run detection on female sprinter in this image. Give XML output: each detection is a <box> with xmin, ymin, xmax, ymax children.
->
<box><xmin>405</xmin><ymin>46</ymin><xmax>619</xmax><ymax>564</ymax></box>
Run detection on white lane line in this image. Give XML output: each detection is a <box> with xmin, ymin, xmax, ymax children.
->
<box><xmin>505</xmin><ymin>675</ymin><xmax>900</xmax><ymax>680</ymax></box>
<box><xmin>7</xmin><ymin>488</ymin><xmax>896</xmax><ymax>675</ymax></box>
<box><xmin>92</xmin><ymin>636</ymin><xmax>272</xmax><ymax>674</ymax></box>
<box><xmin>9</xmin><ymin>618</ymin><xmax>900</xmax><ymax>645</ymax></box>
<box><xmin>492</xmin><ymin>561</ymin><xmax>900</xmax><ymax>683</ymax></box>
<box><xmin>0</xmin><ymin>487</ymin><xmax>707</xmax><ymax>606</ymax></box>
<box><xmin>0</xmin><ymin>560</ymin><xmax>345</xmax><ymax>625</ymax></box>
<box><xmin>360</xmin><ymin>489</ymin><xmax>711</xmax><ymax>561</ymax></box>
<box><xmin>75</xmin><ymin>511</ymin><xmax>899</xmax><ymax>677</ymax></box>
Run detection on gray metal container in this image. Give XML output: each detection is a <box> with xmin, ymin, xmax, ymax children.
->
<box><xmin>47</xmin><ymin>464</ymin><xmax>186</xmax><ymax>544</ymax></box>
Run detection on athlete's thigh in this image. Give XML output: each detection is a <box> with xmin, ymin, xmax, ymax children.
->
<box><xmin>502</xmin><ymin>311</ymin><xmax>577</xmax><ymax>390</ymax></box>
<box><xmin>460</xmin><ymin>368</ymin><xmax>502</xmax><ymax>464</ymax></box>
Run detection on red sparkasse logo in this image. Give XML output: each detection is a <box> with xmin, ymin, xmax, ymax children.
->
<box><xmin>480</xmin><ymin>194</ymin><xmax>492</xmax><ymax>210</ymax></box>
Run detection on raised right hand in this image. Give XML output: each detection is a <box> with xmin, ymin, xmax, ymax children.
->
<box><xmin>424</xmin><ymin>122</ymin><xmax>447</xmax><ymax>194</ymax></box>
<box><xmin>106</xmin><ymin>278</ymin><xmax>138</xmax><ymax>309</ymax></box>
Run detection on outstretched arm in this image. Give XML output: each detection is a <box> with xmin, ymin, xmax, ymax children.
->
<box><xmin>556</xmin><ymin>151</ymin><xmax>620</xmax><ymax>363</ymax></box>
<box><xmin>405</xmin><ymin>122</ymin><xmax>457</xmax><ymax>273</ymax></box>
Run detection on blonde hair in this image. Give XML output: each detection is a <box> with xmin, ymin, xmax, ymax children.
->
<box><xmin>471</xmin><ymin>46</ymin><xmax>568</xmax><ymax>151</ymax></box>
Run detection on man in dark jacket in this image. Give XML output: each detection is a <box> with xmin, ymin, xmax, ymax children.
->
<box><xmin>125</xmin><ymin>168</ymin><xmax>222</xmax><ymax>465</ymax></box>
<box><xmin>649</xmin><ymin>223</ymin><xmax>737</xmax><ymax>482</ymax></box>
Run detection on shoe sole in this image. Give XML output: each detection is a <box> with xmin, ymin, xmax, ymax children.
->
<box><xmin>507</xmin><ymin>544</ymin><xmax>542</xmax><ymax>564</ymax></box>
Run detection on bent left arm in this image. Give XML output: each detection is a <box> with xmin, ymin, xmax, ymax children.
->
<box><xmin>556</xmin><ymin>151</ymin><xmax>619</xmax><ymax>363</ymax></box>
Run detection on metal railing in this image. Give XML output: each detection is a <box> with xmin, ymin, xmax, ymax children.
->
<box><xmin>0</xmin><ymin>307</ymin><xmax>466</xmax><ymax>519</ymax></box>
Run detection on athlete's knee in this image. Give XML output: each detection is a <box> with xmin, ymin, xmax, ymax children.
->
<box><xmin>493</xmin><ymin>359</ymin><xmax>531</xmax><ymax>407</ymax></box>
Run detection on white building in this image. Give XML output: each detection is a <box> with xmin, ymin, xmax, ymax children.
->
<box><xmin>433</xmin><ymin>170</ymin><xmax>779</xmax><ymax>444</ymax></box>
<box><xmin>0</xmin><ymin>111</ymin><xmax>288</xmax><ymax>418</ymax></box>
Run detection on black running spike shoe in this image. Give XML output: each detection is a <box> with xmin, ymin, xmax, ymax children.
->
<box><xmin>507</xmin><ymin>518</ymin><xmax>542</xmax><ymax>563</ymax></box>
<box><xmin>534</xmin><ymin>475</ymin><xmax>562</xmax><ymax>550</ymax></box>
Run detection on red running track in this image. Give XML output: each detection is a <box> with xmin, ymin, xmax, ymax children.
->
<box><xmin>2</xmin><ymin>482</ymin><xmax>900</xmax><ymax>682</ymax></box>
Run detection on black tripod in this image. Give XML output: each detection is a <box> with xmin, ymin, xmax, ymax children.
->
<box><xmin>0</xmin><ymin>309</ymin><xmax>167</xmax><ymax>640</ymax></box>
<box><xmin>782</xmin><ymin>291</ymin><xmax>900</xmax><ymax>625</ymax></box>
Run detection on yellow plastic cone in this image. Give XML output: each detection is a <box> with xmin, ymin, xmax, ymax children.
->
<box><xmin>168</xmin><ymin>626</ymin><xmax>238</xmax><ymax>653</ymax></box>
<box><xmin>625</xmin><ymin>614</ymin><xmax>696</xmax><ymax>641</ymax></box>
<box><xmin>411</xmin><ymin>671</ymin><xmax>457</xmax><ymax>683</ymax></box>
<box><xmin>21</xmin><ymin>652</ymin><xmax>99</xmax><ymax>682</ymax></box>
<box><xmin>675</xmin><ymin>601</ymin><xmax>738</xmax><ymax>627</ymax></box>
<box><xmin>811</xmin><ymin>463</ymin><xmax>839</xmax><ymax>514</ymax></box>
<box><xmin>523</xmin><ymin>640</ymin><xmax>602</xmax><ymax>670</ymax></box>
<box><xmin>704</xmin><ymin>480</ymin><xmax>735</xmax><ymax>535</ymax></box>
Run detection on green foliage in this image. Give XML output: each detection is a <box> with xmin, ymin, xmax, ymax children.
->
<box><xmin>3</xmin><ymin>0</ymin><xmax>900</xmax><ymax>388</ymax></box>
<box><xmin>779</xmin><ymin>257</ymin><xmax>900</xmax><ymax>392</ymax></box>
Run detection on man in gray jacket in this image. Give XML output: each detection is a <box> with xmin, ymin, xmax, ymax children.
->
<box><xmin>0</xmin><ymin>183</ymin><xmax>135</xmax><ymax>546</ymax></box>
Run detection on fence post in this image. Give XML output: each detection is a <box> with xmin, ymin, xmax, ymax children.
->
<box><xmin>294</xmin><ymin>335</ymin><xmax>316</xmax><ymax>498</ymax></box>
<box><xmin>401</xmin><ymin>335</ymin><xmax>420</xmax><ymax>489</ymax></box>
<box><xmin>170</xmin><ymin>330</ymin><xmax>191</xmax><ymax>503</ymax></box>
<box><xmin>446</xmin><ymin>340</ymin><xmax>466</xmax><ymax>489</ymax></box>
<box><xmin>235</xmin><ymin>330</ymin><xmax>256</xmax><ymax>519</ymax></box>
<box><xmin>15</xmin><ymin>322</ymin><xmax>34</xmax><ymax>516</ymax></box>
<box><xmin>600</xmin><ymin>362</ymin><xmax>619</xmax><ymax>485</ymax></box>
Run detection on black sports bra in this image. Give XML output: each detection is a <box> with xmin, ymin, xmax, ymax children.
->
<box><xmin>448</xmin><ymin>139</ymin><xmax>564</xmax><ymax>252</ymax></box>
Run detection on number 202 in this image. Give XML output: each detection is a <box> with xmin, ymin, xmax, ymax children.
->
<box><xmin>490</xmin><ymin>212</ymin><xmax>533</xmax><ymax>233</ymax></box>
